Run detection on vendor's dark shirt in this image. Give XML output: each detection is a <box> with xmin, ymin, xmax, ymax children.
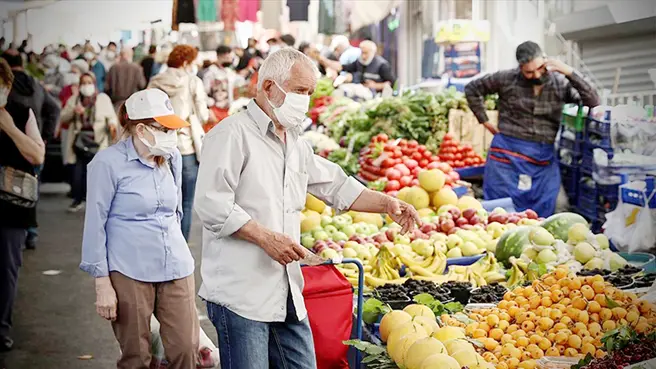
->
<box><xmin>464</xmin><ymin>68</ymin><xmax>599</xmax><ymax>144</ymax></box>
<box><xmin>342</xmin><ymin>55</ymin><xmax>395</xmax><ymax>85</ymax></box>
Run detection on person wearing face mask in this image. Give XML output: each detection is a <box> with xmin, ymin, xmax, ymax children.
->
<box><xmin>202</xmin><ymin>45</ymin><xmax>240</xmax><ymax>132</ymax></box>
<box><xmin>84</xmin><ymin>47</ymin><xmax>107</xmax><ymax>92</ymax></box>
<box><xmin>194</xmin><ymin>48</ymin><xmax>421</xmax><ymax>368</ymax></box>
<box><xmin>0</xmin><ymin>57</ymin><xmax>45</xmax><ymax>353</ymax></box>
<box><xmin>338</xmin><ymin>40</ymin><xmax>395</xmax><ymax>92</ymax></box>
<box><xmin>58</xmin><ymin>59</ymin><xmax>89</xmax><ymax>106</ymax></box>
<box><xmin>105</xmin><ymin>47</ymin><xmax>147</xmax><ymax>112</ymax></box>
<box><xmin>464</xmin><ymin>41</ymin><xmax>600</xmax><ymax>216</ymax></box>
<box><xmin>42</xmin><ymin>53</ymin><xmax>66</xmax><ymax>97</ymax></box>
<box><xmin>148</xmin><ymin>44</ymin><xmax>209</xmax><ymax>241</ymax></box>
<box><xmin>99</xmin><ymin>41</ymin><xmax>118</xmax><ymax>71</ymax></box>
<box><xmin>80</xmin><ymin>89</ymin><xmax>199</xmax><ymax>369</ymax></box>
<box><xmin>60</xmin><ymin>73</ymin><xmax>118</xmax><ymax>212</ymax></box>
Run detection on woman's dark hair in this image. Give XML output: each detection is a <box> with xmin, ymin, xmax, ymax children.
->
<box><xmin>0</xmin><ymin>58</ymin><xmax>14</xmax><ymax>87</ymax></box>
<box><xmin>298</xmin><ymin>42</ymin><xmax>310</xmax><ymax>54</ymax></box>
<box><xmin>117</xmin><ymin>103</ymin><xmax>166</xmax><ymax>166</ymax></box>
<box><xmin>1</xmin><ymin>51</ymin><xmax>22</xmax><ymax>69</ymax></box>
<box><xmin>216</xmin><ymin>45</ymin><xmax>232</xmax><ymax>56</ymax></box>
<box><xmin>516</xmin><ymin>41</ymin><xmax>543</xmax><ymax>65</ymax></box>
<box><xmin>280</xmin><ymin>34</ymin><xmax>296</xmax><ymax>47</ymax></box>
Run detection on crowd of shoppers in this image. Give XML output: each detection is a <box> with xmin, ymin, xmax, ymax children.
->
<box><xmin>0</xmin><ymin>33</ymin><xmax>401</xmax><ymax>366</ymax></box>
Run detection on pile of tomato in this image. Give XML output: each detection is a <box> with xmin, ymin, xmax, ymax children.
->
<box><xmin>358</xmin><ymin>134</ymin><xmax>460</xmax><ymax>192</ymax></box>
<box><xmin>437</xmin><ymin>133</ymin><xmax>486</xmax><ymax>168</ymax></box>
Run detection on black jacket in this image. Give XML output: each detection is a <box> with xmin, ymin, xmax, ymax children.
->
<box><xmin>8</xmin><ymin>70</ymin><xmax>60</xmax><ymax>142</ymax></box>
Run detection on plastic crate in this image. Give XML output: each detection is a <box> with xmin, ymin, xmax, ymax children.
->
<box><xmin>576</xmin><ymin>193</ymin><xmax>598</xmax><ymax>220</ymax></box>
<box><xmin>596</xmin><ymin>182</ymin><xmax>619</xmax><ymax>211</ymax></box>
<box><xmin>558</xmin><ymin>135</ymin><xmax>583</xmax><ymax>154</ymax></box>
<box><xmin>581</xmin><ymin>143</ymin><xmax>613</xmax><ymax>174</ymax></box>
<box><xmin>586</xmin><ymin>116</ymin><xmax>611</xmax><ymax>137</ymax></box>
<box><xmin>562</xmin><ymin>110</ymin><xmax>586</xmax><ymax>132</ymax></box>
<box><xmin>560</xmin><ymin>163</ymin><xmax>580</xmax><ymax>201</ymax></box>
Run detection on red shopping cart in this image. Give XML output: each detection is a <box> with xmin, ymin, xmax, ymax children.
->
<box><xmin>302</xmin><ymin>259</ymin><xmax>364</xmax><ymax>369</ymax></box>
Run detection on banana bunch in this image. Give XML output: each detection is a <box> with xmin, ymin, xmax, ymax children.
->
<box><xmin>445</xmin><ymin>265</ymin><xmax>488</xmax><ymax>288</ymax></box>
<box><xmin>399</xmin><ymin>251</ymin><xmax>447</xmax><ymax>278</ymax></box>
<box><xmin>472</xmin><ymin>253</ymin><xmax>507</xmax><ymax>284</ymax></box>
<box><xmin>363</xmin><ymin>245</ymin><xmax>407</xmax><ymax>288</ymax></box>
<box><xmin>506</xmin><ymin>257</ymin><xmax>527</xmax><ymax>287</ymax></box>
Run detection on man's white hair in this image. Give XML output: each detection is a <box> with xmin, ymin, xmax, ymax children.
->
<box><xmin>330</xmin><ymin>35</ymin><xmax>350</xmax><ymax>51</ymax></box>
<box><xmin>257</xmin><ymin>48</ymin><xmax>318</xmax><ymax>90</ymax></box>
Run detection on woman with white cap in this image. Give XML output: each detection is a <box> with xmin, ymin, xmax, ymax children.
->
<box><xmin>80</xmin><ymin>88</ymin><xmax>198</xmax><ymax>369</ymax></box>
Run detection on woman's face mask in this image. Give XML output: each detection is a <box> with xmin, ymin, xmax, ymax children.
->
<box><xmin>266</xmin><ymin>81</ymin><xmax>310</xmax><ymax>129</ymax></box>
<box><xmin>138</xmin><ymin>124</ymin><xmax>178</xmax><ymax>156</ymax></box>
<box><xmin>79</xmin><ymin>83</ymin><xmax>96</xmax><ymax>97</ymax></box>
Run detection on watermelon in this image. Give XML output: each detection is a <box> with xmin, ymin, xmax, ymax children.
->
<box><xmin>495</xmin><ymin>226</ymin><xmax>535</xmax><ymax>267</ymax></box>
<box><xmin>540</xmin><ymin>212</ymin><xmax>589</xmax><ymax>241</ymax></box>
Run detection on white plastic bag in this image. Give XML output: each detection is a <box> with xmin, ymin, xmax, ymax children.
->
<box><xmin>604</xmin><ymin>180</ymin><xmax>656</xmax><ymax>253</ymax></box>
<box><xmin>150</xmin><ymin>316</ymin><xmax>220</xmax><ymax>368</ymax></box>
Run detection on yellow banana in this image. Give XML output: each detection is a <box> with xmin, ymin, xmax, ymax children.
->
<box><xmin>365</xmin><ymin>274</ymin><xmax>407</xmax><ymax>288</ymax></box>
<box><xmin>346</xmin><ymin>276</ymin><xmax>359</xmax><ymax>287</ymax></box>
<box><xmin>483</xmin><ymin>271</ymin><xmax>506</xmax><ymax>284</ymax></box>
<box><xmin>412</xmin><ymin>275</ymin><xmax>450</xmax><ymax>283</ymax></box>
<box><xmin>408</xmin><ymin>264</ymin><xmax>437</xmax><ymax>277</ymax></box>
<box><xmin>385</xmin><ymin>264</ymin><xmax>401</xmax><ymax>280</ymax></box>
<box><xmin>426</xmin><ymin>252</ymin><xmax>447</xmax><ymax>274</ymax></box>
<box><xmin>364</xmin><ymin>265</ymin><xmax>372</xmax><ymax>273</ymax></box>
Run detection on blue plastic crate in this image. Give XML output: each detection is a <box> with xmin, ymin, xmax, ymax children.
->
<box><xmin>560</xmin><ymin>163</ymin><xmax>580</xmax><ymax>201</ymax></box>
<box><xmin>596</xmin><ymin>182</ymin><xmax>619</xmax><ymax>211</ymax></box>
<box><xmin>586</xmin><ymin>116</ymin><xmax>611</xmax><ymax>137</ymax></box>
<box><xmin>581</xmin><ymin>143</ymin><xmax>613</xmax><ymax>174</ymax></box>
<box><xmin>559</xmin><ymin>135</ymin><xmax>583</xmax><ymax>154</ymax></box>
<box><xmin>577</xmin><ymin>193</ymin><xmax>598</xmax><ymax>220</ymax></box>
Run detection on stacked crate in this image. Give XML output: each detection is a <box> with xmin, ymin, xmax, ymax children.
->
<box><xmin>557</xmin><ymin>106</ymin><xmax>585</xmax><ymax>208</ymax></box>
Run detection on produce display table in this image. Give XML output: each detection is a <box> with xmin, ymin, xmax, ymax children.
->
<box><xmin>455</xmin><ymin>165</ymin><xmax>485</xmax><ymax>178</ymax></box>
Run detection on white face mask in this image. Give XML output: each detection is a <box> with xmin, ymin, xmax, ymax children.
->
<box><xmin>106</xmin><ymin>50</ymin><xmax>116</xmax><ymax>60</ymax></box>
<box><xmin>84</xmin><ymin>52</ymin><xmax>95</xmax><ymax>61</ymax></box>
<box><xmin>0</xmin><ymin>87</ymin><xmax>9</xmax><ymax>108</ymax></box>
<box><xmin>79</xmin><ymin>84</ymin><xmax>95</xmax><ymax>97</ymax></box>
<box><xmin>267</xmin><ymin>81</ymin><xmax>310</xmax><ymax>129</ymax></box>
<box><xmin>139</xmin><ymin>125</ymin><xmax>178</xmax><ymax>156</ymax></box>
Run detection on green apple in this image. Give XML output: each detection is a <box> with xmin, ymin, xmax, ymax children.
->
<box><xmin>342</xmin><ymin>248</ymin><xmax>358</xmax><ymax>258</ymax></box>
<box><xmin>411</xmin><ymin>239</ymin><xmax>434</xmax><ymax>258</ymax></box>
<box><xmin>537</xmin><ymin>249</ymin><xmax>558</xmax><ymax>264</ymax></box>
<box><xmin>485</xmin><ymin>239</ymin><xmax>497</xmax><ymax>253</ymax></box>
<box><xmin>387</xmin><ymin>222</ymin><xmax>401</xmax><ymax>229</ymax></box>
<box><xmin>301</xmin><ymin>235</ymin><xmax>315</xmax><ymax>249</ymax></box>
<box><xmin>323</xmin><ymin>225</ymin><xmax>338</xmax><ymax>235</ymax></box>
<box><xmin>394</xmin><ymin>234</ymin><xmax>411</xmax><ymax>245</ymax></box>
<box><xmin>320</xmin><ymin>215</ymin><xmax>333</xmax><ymax>228</ymax></box>
<box><xmin>446</xmin><ymin>247</ymin><xmax>463</xmax><ymax>258</ymax></box>
<box><xmin>332</xmin><ymin>215</ymin><xmax>352</xmax><ymax>228</ymax></box>
<box><xmin>433</xmin><ymin>241</ymin><xmax>448</xmax><ymax>254</ymax></box>
<box><xmin>486</xmin><ymin>222</ymin><xmax>506</xmax><ymax>239</ymax></box>
<box><xmin>492</xmin><ymin>207</ymin><xmax>507</xmax><ymax>215</ymax></box>
<box><xmin>522</xmin><ymin>248</ymin><xmax>538</xmax><ymax>260</ymax></box>
<box><xmin>446</xmin><ymin>234</ymin><xmax>463</xmax><ymax>250</ymax></box>
<box><xmin>320</xmin><ymin>248</ymin><xmax>339</xmax><ymax>259</ymax></box>
<box><xmin>313</xmin><ymin>230</ymin><xmax>329</xmax><ymax>241</ymax></box>
<box><xmin>341</xmin><ymin>224</ymin><xmax>357</xmax><ymax>237</ymax></box>
<box><xmin>357</xmin><ymin>248</ymin><xmax>372</xmax><ymax>260</ymax></box>
<box><xmin>332</xmin><ymin>231</ymin><xmax>348</xmax><ymax>242</ymax></box>
<box><xmin>393</xmin><ymin>243</ymin><xmax>409</xmax><ymax>256</ymax></box>
<box><xmin>461</xmin><ymin>241</ymin><xmax>480</xmax><ymax>256</ymax></box>
<box><xmin>343</xmin><ymin>241</ymin><xmax>359</xmax><ymax>250</ymax></box>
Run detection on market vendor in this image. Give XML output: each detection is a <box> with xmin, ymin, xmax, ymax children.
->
<box><xmin>194</xmin><ymin>48</ymin><xmax>420</xmax><ymax>368</ymax></box>
<box><xmin>465</xmin><ymin>41</ymin><xmax>600</xmax><ymax>216</ymax></box>
<box><xmin>320</xmin><ymin>40</ymin><xmax>395</xmax><ymax>92</ymax></box>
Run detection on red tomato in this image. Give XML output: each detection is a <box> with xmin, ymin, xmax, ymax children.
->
<box><xmin>399</xmin><ymin>139</ymin><xmax>408</xmax><ymax>147</ymax></box>
<box><xmin>462</xmin><ymin>143</ymin><xmax>473</xmax><ymax>152</ymax></box>
<box><xmin>464</xmin><ymin>158</ymin><xmax>473</xmax><ymax>166</ymax></box>
<box><xmin>426</xmin><ymin>162</ymin><xmax>440</xmax><ymax>170</ymax></box>
<box><xmin>411</xmin><ymin>179</ymin><xmax>420</xmax><ymax>187</ymax></box>
<box><xmin>399</xmin><ymin>176</ymin><xmax>413</xmax><ymax>187</ymax></box>
<box><xmin>417</xmin><ymin>145</ymin><xmax>427</xmax><ymax>153</ymax></box>
<box><xmin>451</xmin><ymin>139</ymin><xmax>461</xmax><ymax>147</ymax></box>
<box><xmin>404</xmin><ymin>159</ymin><xmax>418</xmax><ymax>170</ymax></box>
<box><xmin>393</xmin><ymin>149</ymin><xmax>403</xmax><ymax>158</ymax></box>
<box><xmin>407</xmin><ymin>140</ymin><xmax>418</xmax><ymax>148</ymax></box>
<box><xmin>419</xmin><ymin>159</ymin><xmax>429</xmax><ymax>168</ymax></box>
<box><xmin>423</xmin><ymin>151</ymin><xmax>432</xmax><ymax>159</ymax></box>
<box><xmin>454</xmin><ymin>160</ymin><xmax>464</xmax><ymax>168</ymax></box>
<box><xmin>385</xmin><ymin>168</ymin><xmax>402</xmax><ymax>180</ymax></box>
<box><xmin>382</xmin><ymin>158</ymin><xmax>395</xmax><ymax>168</ymax></box>
<box><xmin>401</xmin><ymin>148</ymin><xmax>412</xmax><ymax>156</ymax></box>
<box><xmin>437</xmin><ymin>162</ymin><xmax>452</xmax><ymax>173</ymax></box>
<box><xmin>395</xmin><ymin>158</ymin><xmax>403</xmax><ymax>165</ymax></box>
<box><xmin>411</xmin><ymin>152</ymin><xmax>423</xmax><ymax>161</ymax></box>
<box><xmin>378</xmin><ymin>133</ymin><xmax>389</xmax><ymax>142</ymax></box>
<box><xmin>444</xmin><ymin>153</ymin><xmax>456</xmax><ymax>161</ymax></box>
<box><xmin>455</xmin><ymin>153</ymin><xmax>463</xmax><ymax>160</ymax></box>
<box><xmin>394</xmin><ymin>164</ymin><xmax>411</xmax><ymax>176</ymax></box>
<box><xmin>411</xmin><ymin>167</ymin><xmax>423</xmax><ymax>176</ymax></box>
<box><xmin>443</xmin><ymin>133</ymin><xmax>454</xmax><ymax>141</ymax></box>
<box><xmin>430</xmin><ymin>155</ymin><xmax>439</xmax><ymax>162</ymax></box>
<box><xmin>384</xmin><ymin>142</ymin><xmax>396</xmax><ymax>151</ymax></box>
<box><xmin>385</xmin><ymin>180</ymin><xmax>400</xmax><ymax>192</ymax></box>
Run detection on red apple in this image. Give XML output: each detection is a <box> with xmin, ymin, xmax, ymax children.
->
<box><xmin>385</xmin><ymin>228</ymin><xmax>398</xmax><ymax>242</ymax></box>
<box><xmin>525</xmin><ymin>209</ymin><xmax>538</xmax><ymax>219</ymax></box>
<box><xmin>469</xmin><ymin>215</ymin><xmax>481</xmax><ymax>225</ymax></box>
<box><xmin>427</xmin><ymin>231</ymin><xmax>438</xmax><ymax>236</ymax></box>
<box><xmin>373</xmin><ymin>233</ymin><xmax>388</xmax><ymax>244</ymax></box>
<box><xmin>462</xmin><ymin>208</ymin><xmax>477</xmax><ymax>220</ymax></box>
<box><xmin>420</xmin><ymin>223</ymin><xmax>437</xmax><ymax>233</ymax></box>
<box><xmin>496</xmin><ymin>214</ymin><xmax>509</xmax><ymax>224</ymax></box>
<box><xmin>447</xmin><ymin>227</ymin><xmax>459</xmax><ymax>235</ymax></box>
<box><xmin>448</xmin><ymin>208</ymin><xmax>462</xmax><ymax>219</ymax></box>
<box><xmin>440</xmin><ymin>219</ymin><xmax>455</xmax><ymax>233</ymax></box>
<box><xmin>456</xmin><ymin>217</ymin><xmax>469</xmax><ymax>227</ymax></box>
<box><xmin>508</xmin><ymin>215</ymin><xmax>521</xmax><ymax>224</ymax></box>
<box><xmin>461</xmin><ymin>224</ymin><xmax>474</xmax><ymax>230</ymax></box>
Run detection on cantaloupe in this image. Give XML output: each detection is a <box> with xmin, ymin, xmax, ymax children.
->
<box><xmin>443</xmin><ymin>338</ymin><xmax>476</xmax><ymax>355</ymax></box>
<box><xmin>404</xmin><ymin>337</ymin><xmax>447</xmax><ymax>369</ymax></box>
<box><xmin>413</xmin><ymin>316</ymin><xmax>439</xmax><ymax>335</ymax></box>
<box><xmin>431</xmin><ymin>326</ymin><xmax>466</xmax><ymax>343</ymax></box>
<box><xmin>432</xmin><ymin>188</ymin><xmax>458</xmax><ymax>209</ymax></box>
<box><xmin>386</xmin><ymin>321</ymin><xmax>428</xmax><ymax>356</ymax></box>
<box><xmin>457</xmin><ymin>196</ymin><xmax>482</xmax><ymax>211</ymax></box>
<box><xmin>420</xmin><ymin>353</ymin><xmax>461</xmax><ymax>369</ymax></box>
<box><xmin>389</xmin><ymin>332</ymin><xmax>424</xmax><ymax>365</ymax></box>
<box><xmin>418</xmin><ymin>170</ymin><xmax>446</xmax><ymax>192</ymax></box>
<box><xmin>300</xmin><ymin>210</ymin><xmax>321</xmax><ymax>233</ymax></box>
<box><xmin>402</xmin><ymin>187</ymin><xmax>431</xmax><ymax>210</ymax></box>
<box><xmin>451</xmin><ymin>349</ymin><xmax>486</xmax><ymax>368</ymax></box>
<box><xmin>403</xmin><ymin>304</ymin><xmax>436</xmax><ymax>320</ymax></box>
<box><xmin>379</xmin><ymin>310</ymin><xmax>412</xmax><ymax>342</ymax></box>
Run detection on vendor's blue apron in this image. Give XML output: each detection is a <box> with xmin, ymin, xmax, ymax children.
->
<box><xmin>483</xmin><ymin>134</ymin><xmax>560</xmax><ymax>217</ymax></box>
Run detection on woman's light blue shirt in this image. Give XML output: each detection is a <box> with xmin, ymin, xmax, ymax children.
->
<box><xmin>80</xmin><ymin>137</ymin><xmax>194</xmax><ymax>282</ymax></box>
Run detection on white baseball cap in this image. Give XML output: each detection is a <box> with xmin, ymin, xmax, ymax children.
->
<box><xmin>125</xmin><ymin>89</ymin><xmax>189</xmax><ymax>129</ymax></box>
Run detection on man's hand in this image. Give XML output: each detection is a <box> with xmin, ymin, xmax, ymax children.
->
<box><xmin>483</xmin><ymin>122</ymin><xmax>498</xmax><ymax>135</ymax></box>
<box><xmin>0</xmin><ymin>108</ymin><xmax>16</xmax><ymax>133</ymax></box>
<box><xmin>261</xmin><ymin>231</ymin><xmax>307</xmax><ymax>266</ymax></box>
<box><xmin>545</xmin><ymin>58</ymin><xmax>574</xmax><ymax>76</ymax></box>
<box><xmin>95</xmin><ymin>277</ymin><xmax>118</xmax><ymax>321</ymax></box>
<box><xmin>385</xmin><ymin>198</ymin><xmax>421</xmax><ymax>235</ymax></box>
<box><xmin>363</xmin><ymin>80</ymin><xmax>377</xmax><ymax>89</ymax></box>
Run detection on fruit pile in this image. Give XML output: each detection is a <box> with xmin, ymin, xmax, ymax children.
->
<box><xmin>378</xmin><ymin>306</ymin><xmax>493</xmax><ymax>369</ymax></box>
<box><xmin>437</xmin><ymin>133</ymin><xmax>485</xmax><ymax>168</ymax></box>
<box><xmin>357</xmin><ymin>133</ymin><xmax>461</xmax><ymax>193</ymax></box>
<box><xmin>578</xmin><ymin>327</ymin><xmax>656</xmax><ymax>369</ymax></box>
<box><xmin>444</xmin><ymin>266</ymin><xmax>656</xmax><ymax>369</ymax></box>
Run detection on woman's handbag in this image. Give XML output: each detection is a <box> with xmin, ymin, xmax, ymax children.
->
<box><xmin>73</xmin><ymin>130</ymin><xmax>100</xmax><ymax>159</ymax></box>
<box><xmin>0</xmin><ymin>165</ymin><xmax>39</xmax><ymax>208</ymax></box>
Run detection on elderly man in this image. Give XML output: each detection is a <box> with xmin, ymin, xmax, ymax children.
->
<box><xmin>340</xmin><ymin>40</ymin><xmax>395</xmax><ymax>91</ymax></box>
<box><xmin>105</xmin><ymin>47</ymin><xmax>146</xmax><ymax>111</ymax></box>
<box><xmin>465</xmin><ymin>41</ymin><xmax>599</xmax><ymax>216</ymax></box>
<box><xmin>195</xmin><ymin>48</ymin><xmax>419</xmax><ymax>368</ymax></box>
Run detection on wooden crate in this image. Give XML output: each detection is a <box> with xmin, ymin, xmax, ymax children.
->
<box><xmin>448</xmin><ymin>109</ymin><xmax>499</xmax><ymax>156</ymax></box>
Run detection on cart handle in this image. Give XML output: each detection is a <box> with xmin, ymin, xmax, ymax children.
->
<box><xmin>301</xmin><ymin>258</ymin><xmax>364</xmax><ymax>369</ymax></box>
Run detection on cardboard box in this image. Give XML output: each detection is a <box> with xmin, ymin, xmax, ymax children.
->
<box><xmin>448</xmin><ymin>109</ymin><xmax>499</xmax><ymax>156</ymax></box>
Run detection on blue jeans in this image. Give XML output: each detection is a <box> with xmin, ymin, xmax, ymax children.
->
<box><xmin>206</xmin><ymin>294</ymin><xmax>317</xmax><ymax>369</ymax></box>
<box><xmin>181</xmin><ymin>154</ymin><xmax>198</xmax><ymax>241</ymax></box>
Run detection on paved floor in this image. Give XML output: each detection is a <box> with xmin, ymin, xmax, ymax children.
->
<box><xmin>1</xmin><ymin>187</ymin><xmax>218</xmax><ymax>369</ymax></box>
